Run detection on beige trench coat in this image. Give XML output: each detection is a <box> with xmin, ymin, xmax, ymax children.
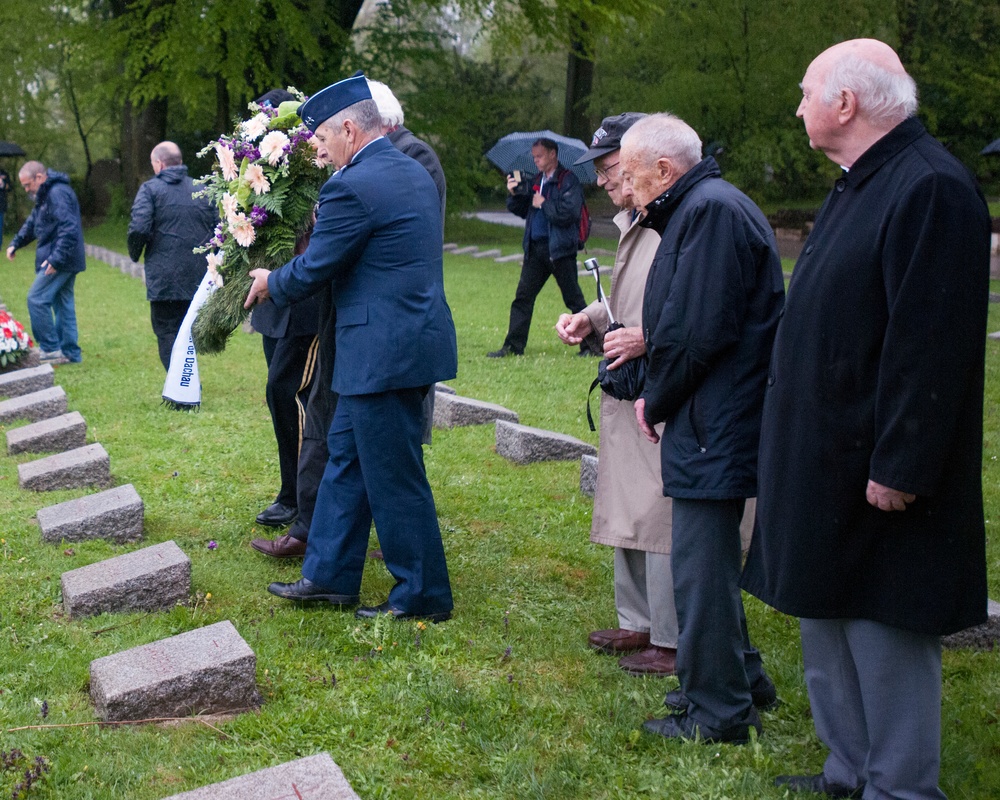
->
<box><xmin>582</xmin><ymin>210</ymin><xmax>756</xmax><ymax>554</ymax></box>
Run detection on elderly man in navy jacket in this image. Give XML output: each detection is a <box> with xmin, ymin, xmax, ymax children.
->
<box><xmin>625</xmin><ymin>113</ymin><xmax>784</xmax><ymax>744</ymax></box>
<box><xmin>245</xmin><ymin>74</ymin><xmax>457</xmax><ymax>622</ymax></box>
<box><xmin>7</xmin><ymin>161</ymin><xmax>86</xmax><ymax>365</ymax></box>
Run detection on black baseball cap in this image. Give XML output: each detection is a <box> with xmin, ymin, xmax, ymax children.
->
<box><xmin>573</xmin><ymin>112</ymin><xmax>647</xmax><ymax>165</ymax></box>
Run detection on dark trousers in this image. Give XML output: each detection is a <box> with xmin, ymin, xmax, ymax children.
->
<box><xmin>503</xmin><ymin>239</ymin><xmax>586</xmax><ymax>353</ymax></box>
<box><xmin>150</xmin><ymin>300</ymin><xmax>190</xmax><ymax>371</ymax></box>
<box><xmin>302</xmin><ymin>388</ymin><xmax>453</xmax><ymax>614</ymax></box>
<box><xmin>672</xmin><ymin>497</ymin><xmax>765</xmax><ymax>731</ymax></box>
<box><xmin>262</xmin><ymin>334</ymin><xmax>318</xmax><ymax>508</ymax></box>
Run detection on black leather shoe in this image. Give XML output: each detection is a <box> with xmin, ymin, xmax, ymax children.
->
<box><xmin>665</xmin><ymin>673</ymin><xmax>779</xmax><ymax>712</ymax></box>
<box><xmin>642</xmin><ymin>707</ymin><xmax>761</xmax><ymax>745</ymax></box>
<box><xmin>354</xmin><ymin>601</ymin><xmax>451</xmax><ymax>623</ymax></box>
<box><xmin>256</xmin><ymin>502</ymin><xmax>298</xmax><ymax>527</ymax></box>
<box><xmin>773</xmin><ymin>774</ymin><xmax>864</xmax><ymax>798</ymax></box>
<box><xmin>486</xmin><ymin>345</ymin><xmax>521</xmax><ymax>358</ymax></box>
<box><xmin>267</xmin><ymin>578</ymin><xmax>358</xmax><ymax>606</ymax></box>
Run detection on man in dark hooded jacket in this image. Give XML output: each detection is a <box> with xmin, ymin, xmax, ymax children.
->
<box><xmin>128</xmin><ymin>141</ymin><xmax>217</xmax><ymax>370</ymax></box>
<box><xmin>7</xmin><ymin>161</ymin><xmax>86</xmax><ymax>364</ymax></box>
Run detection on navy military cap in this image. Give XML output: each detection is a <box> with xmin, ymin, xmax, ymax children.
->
<box><xmin>298</xmin><ymin>72</ymin><xmax>373</xmax><ymax>132</ymax></box>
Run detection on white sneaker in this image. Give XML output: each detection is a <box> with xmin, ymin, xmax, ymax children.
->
<box><xmin>39</xmin><ymin>350</ymin><xmax>69</xmax><ymax>365</ymax></box>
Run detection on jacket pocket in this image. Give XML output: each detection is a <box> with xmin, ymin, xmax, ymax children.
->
<box><xmin>336</xmin><ymin>303</ymin><xmax>368</xmax><ymax>327</ymax></box>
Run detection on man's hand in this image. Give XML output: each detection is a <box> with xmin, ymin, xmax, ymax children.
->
<box><xmin>866</xmin><ymin>480</ymin><xmax>916</xmax><ymax>512</ymax></box>
<box><xmin>244</xmin><ymin>268</ymin><xmax>272</xmax><ymax>308</ymax></box>
<box><xmin>42</xmin><ymin>260</ymin><xmax>55</xmax><ymax>276</ymax></box>
<box><xmin>506</xmin><ymin>175</ymin><xmax>519</xmax><ymax>193</ymax></box>
<box><xmin>604</xmin><ymin>326</ymin><xmax>646</xmax><ymax>370</ymax></box>
<box><xmin>634</xmin><ymin>397</ymin><xmax>659</xmax><ymax>444</ymax></box>
<box><xmin>531</xmin><ymin>191</ymin><xmax>545</xmax><ymax>209</ymax></box>
<box><xmin>6</xmin><ymin>246</ymin><xmax>15</xmax><ymax>262</ymax></box>
<box><xmin>555</xmin><ymin>312</ymin><xmax>592</xmax><ymax>345</ymax></box>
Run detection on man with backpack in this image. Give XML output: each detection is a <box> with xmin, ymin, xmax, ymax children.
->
<box><xmin>488</xmin><ymin>137</ymin><xmax>594</xmax><ymax>357</ymax></box>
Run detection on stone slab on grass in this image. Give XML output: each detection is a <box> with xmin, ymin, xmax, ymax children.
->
<box><xmin>450</xmin><ymin>245</ymin><xmax>478</xmax><ymax>255</ymax></box>
<box><xmin>442</xmin><ymin>242</ymin><xmax>458</xmax><ymax>251</ymax></box>
<box><xmin>161</xmin><ymin>753</ymin><xmax>360</xmax><ymax>800</ymax></box>
<box><xmin>942</xmin><ymin>598</ymin><xmax>1000</xmax><ymax>651</ymax></box>
<box><xmin>494</xmin><ymin>253</ymin><xmax>524</xmax><ymax>263</ymax></box>
<box><xmin>435</xmin><ymin>382</ymin><xmax>456</xmax><ymax>395</ymax></box>
<box><xmin>90</xmin><ymin>620</ymin><xmax>261</xmax><ymax>721</ymax></box>
<box><xmin>434</xmin><ymin>393</ymin><xmax>519</xmax><ymax>429</ymax></box>
<box><xmin>0</xmin><ymin>386</ymin><xmax>67</xmax><ymax>425</ymax></box>
<box><xmin>471</xmin><ymin>248</ymin><xmax>502</xmax><ymax>258</ymax></box>
<box><xmin>18</xmin><ymin>442</ymin><xmax>110</xmax><ymax>491</ymax></box>
<box><xmin>37</xmin><ymin>483</ymin><xmax>143</xmax><ymax>543</ymax></box>
<box><xmin>7</xmin><ymin>411</ymin><xmax>86</xmax><ymax>455</ymax></box>
<box><xmin>0</xmin><ymin>364</ymin><xmax>54</xmax><ymax>399</ymax></box>
<box><xmin>495</xmin><ymin>420</ymin><xmax>597</xmax><ymax>464</ymax></box>
<box><xmin>580</xmin><ymin>454</ymin><xmax>598</xmax><ymax>497</ymax></box>
<box><xmin>62</xmin><ymin>540</ymin><xmax>190</xmax><ymax>618</ymax></box>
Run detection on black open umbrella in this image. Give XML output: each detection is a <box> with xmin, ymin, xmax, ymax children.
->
<box><xmin>486</xmin><ymin>130</ymin><xmax>597</xmax><ymax>184</ymax></box>
<box><xmin>981</xmin><ymin>138</ymin><xmax>1000</xmax><ymax>156</ymax></box>
<box><xmin>0</xmin><ymin>141</ymin><xmax>26</xmax><ymax>158</ymax></box>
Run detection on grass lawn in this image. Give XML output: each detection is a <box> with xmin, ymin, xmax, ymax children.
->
<box><xmin>0</xmin><ymin>222</ymin><xmax>997</xmax><ymax>799</ymax></box>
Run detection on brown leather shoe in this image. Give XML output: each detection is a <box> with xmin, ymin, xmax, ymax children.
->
<box><xmin>588</xmin><ymin>628</ymin><xmax>651</xmax><ymax>654</ymax></box>
<box><xmin>619</xmin><ymin>645</ymin><xmax>677</xmax><ymax>676</ymax></box>
<box><xmin>251</xmin><ymin>533</ymin><xmax>307</xmax><ymax>558</ymax></box>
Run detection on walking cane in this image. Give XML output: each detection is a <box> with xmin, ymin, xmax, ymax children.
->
<box><xmin>584</xmin><ymin>257</ymin><xmax>616</xmax><ymax>326</ymax></box>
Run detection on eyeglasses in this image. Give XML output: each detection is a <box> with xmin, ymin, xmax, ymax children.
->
<box><xmin>595</xmin><ymin>161</ymin><xmax>620</xmax><ymax>181</ymax></box>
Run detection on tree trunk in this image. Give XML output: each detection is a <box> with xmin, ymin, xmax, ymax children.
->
<box><xmin>563</xmin><ymin>16</ymin><xmax>594</xmax><ymax>140</ymax></box>
<box><xmin>119</xmin><ymin>97</ymin><xmax>167</xmax><ymax>200</ymax></box>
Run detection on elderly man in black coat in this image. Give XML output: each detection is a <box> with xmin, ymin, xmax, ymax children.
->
<box><xmin>128</xmin><ymin>141</ymin><xmax>217</xmax><ymax>370</ymax></box>
<box><xmin>741</xmin><ymin>39</ymin><xmax>991</xmax><ymax>799</ymax></box>
<box><xmin>625</xmin><ymin>113</ymin><xmax>785</xmax><ymax>744</ymax></box>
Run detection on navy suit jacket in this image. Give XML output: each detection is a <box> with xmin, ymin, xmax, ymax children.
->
<box><xmin>268</xmin><ymin>137</ymin><xmax>457</xmax><ymax>396</ymax></box>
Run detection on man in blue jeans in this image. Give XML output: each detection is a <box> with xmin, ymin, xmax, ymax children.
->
<box><xmin>6</xmin><ymin>161</ymin><xmax>86</xmax><ymax>365</ymax></box>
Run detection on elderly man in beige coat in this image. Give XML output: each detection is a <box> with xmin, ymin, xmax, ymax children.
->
<box><xmin>556</xmin><ymin>113</ymin><xmax>677</xmax><ymax>676</ymax></box>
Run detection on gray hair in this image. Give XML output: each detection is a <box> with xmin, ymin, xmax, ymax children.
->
<box><xmin>324</xmin><ymin>98</ymin><xmax>383</xmax><ymax>136</ymax></box>
<box><xmin>366</xmin><ymin>79</ymin><xmax>405</xmax><ymax>129</ymax></box>
<box><xmin>822</xmin><ymin>55</ymin><xmax>918</xmax><ymax>127</ymax></box>
<box><xmin>619</xmin><ymin>113</ymin><xmax>702</xmax><ymax>173</ymax></box>
<box><xmin>19</xmin><ymin>160</ymin><xmax>46</xmax><ymax>179</ymax></box>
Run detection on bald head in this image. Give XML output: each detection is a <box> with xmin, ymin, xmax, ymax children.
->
<box><xmin>151</xmin><ymin>141</ymin><xmax>183</xmax><ymax>174</ymax></box>
<box><xmin>19</xmin><ymin>161</ymin><xmax>46</xmax><ymax>181</ymax></box>
<box><xmin>810</xmin><ymin>39</ymin><xmax>917</xmax><ymax>129</ymax></box>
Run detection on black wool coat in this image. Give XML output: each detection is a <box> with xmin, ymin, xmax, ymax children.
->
<box><xmin>741</xmin><ymin>118</ymin><xmax>991</xmax><ymax>636</ymax></box>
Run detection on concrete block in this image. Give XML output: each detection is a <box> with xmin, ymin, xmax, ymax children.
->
<box><xmin>7</xmin><ymin>411</ymin><xmax>86</xmax><ymax>455</ymax></box>
<box><xmin>494</xmin><ymin>253</ymin><xmax>524</xmax><ymax>263</ymax></box>
<box><xmin>0</xmin><ymin>386</ymin><xmax>67</xmax><ymax>425</ymax></box>
<box><xmin>495</xmin><ymin>420</ymin><xmax>597</xmax><ymax>464</ymax></box>
<box><xmin>61</xmin><ymin>540</ymin><xmax>190</xmax><ymax>618</ymax></box>
<box><xmin>942</xmin><ymin>598</ymin><xmax>1000</xmax><ymax>651</ymax></box>
<box><xmin>442</xmin><ymin>243</ymin><xmax>459</xmax><ymax>251</ymax></box>
<box><xmin>0</xmin><ymin>364</ymin><xmax>54</xmax><ymax>399</ymax></box>
<box><xmin>161</xmin><ymin>753</ymin><xmax>360</xmax><ymax>800</ymax></box>
<box><xmin>450</xmin><ymin>245</ymin><xmax>478</xmax><ymax>255</ymax></box>
<box><xmin>988</xmin><ymin>331</ymin><xmax>1000</xmax><ymax>340</ymax></box>
<box><xmin>18</xmin><ymin>442</ymin><xmax>111</xmax><ymax>491</ymax></box>
<box><xmin>90</xmin><ymin>620</ymin><xmax>261</xmax><ymax>721</ymax></box>
<box><xmin>37</xmin><ymin>483</ymin><xmax>143</xmax><ymax>543</ymax></box>
<box><xmin>434</xmin><ymin>393</ymin><xmax>519</xmax><ymax>429</ymax></box>
<box><xmin>580</xmin><ymin>454</ymin><xmax>598</xmax><ymax>497</ymax></box>
<box><xmin>434</xmin><ymin>382</ymin><xmax>456</xmax><ymax>395</ymax></box>
<box><xmin>471</xmin><ymin>248</ymin><xmax>502</xmax><ymax>258</ymax></box>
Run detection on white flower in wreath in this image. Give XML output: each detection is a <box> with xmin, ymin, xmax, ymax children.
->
<box><xmin>259</xmin><ymin>130</ymin><xmax>290</xmax><ymax>166</ymax></box>
<box><xmin>206</xmin><ymin>251</ymin><xmax>225</xmax><ymax>287</ymax></box>
<box><xmin>244</xmin><ymin>163</ymin><xmax>271</xmax><ymax>196</ymax></box>
<box><xmin>215</xmin><ymin>143</ymin><xmax>238</xmax><ymax>181</ymax></box>
<box><xmin>241</xmin><ymin>113</ymin><xmax>270</xmax><ymax>141</ymax></box>
<box><xmin>230</xmin><ymin>213</ymin><xmax>256</xmax><ymax>247</ymax></box>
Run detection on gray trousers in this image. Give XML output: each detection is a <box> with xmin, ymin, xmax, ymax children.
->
<box><xmin>800</xmin><ymin>618</ymin><xmax>946</xmax><ymax>800</ymax></box>
<box><xmin>614</xmin><ymin>548</ymin><xmax>678</xmax><ymax>648</ymax></box>
<box><xmin>672</xmin><ymin>497</ymin><xmax>766</xmax><ymax>731</ymax></box>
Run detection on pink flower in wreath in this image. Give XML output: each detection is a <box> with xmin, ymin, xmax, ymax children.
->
<box><xmin>216</xmin><ymin>142</ymin><xmax>238</xmax><ymax>181</ymax></box>
<box><xmin>230</xmin><ymin>213</ymin><xmax>256</xmax><ymax>247</ymax></box>
<box><xmin>244</xmin><ymin>163</ymin><xmax>270</xmax><ymax>195</ymax></box>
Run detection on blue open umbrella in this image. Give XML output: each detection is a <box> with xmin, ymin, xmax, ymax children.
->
<box><xmin>486</xmin><ymin>130</ymin><xmax>597</xmax><ymax>184</ymax></box>
<box><xmin>982</xmin><ymin>138</ymin><xmax>1000</xmax><ymax>156</ymax></box>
